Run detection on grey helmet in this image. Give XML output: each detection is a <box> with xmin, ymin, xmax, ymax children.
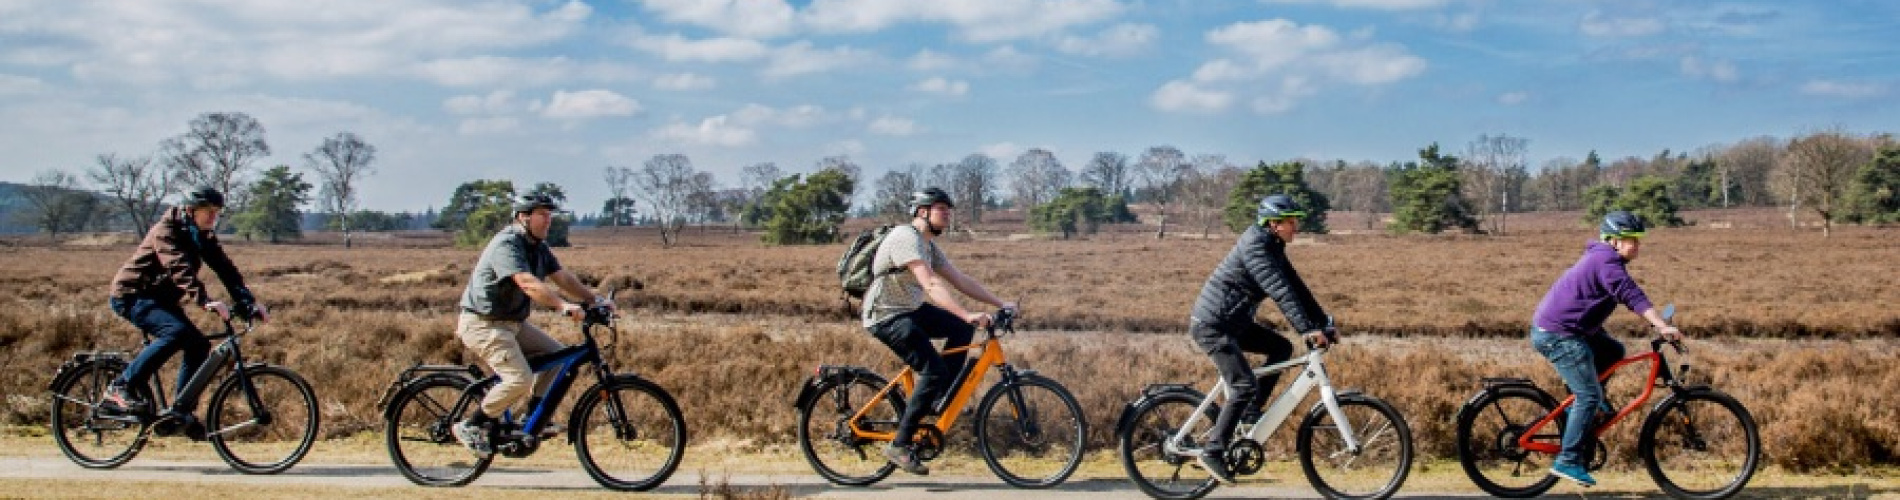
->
<box><xmin>185</xmin><ymin>186</ymin><xmax>226</xmax><ymax>208</ymax></box>
<box><xmin>910</xmin><ymin>187</ymin><xmax>955</xmax><ymax>209</ymax></box>
<box><xmin>513</xmin><ymin>193</ymin><xmax>561</xmax><ymax>214</ymax></box>
<box><xmin>1256</xmin><ymin>194</ymin><xmax>1307</xmax><ymax>223</ymax></box>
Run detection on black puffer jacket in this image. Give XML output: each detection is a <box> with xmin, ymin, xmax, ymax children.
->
<box><xmin>1189</xmin><ymin>225</ymin><xmax>1327</xmax><ymax>342</ymax></box>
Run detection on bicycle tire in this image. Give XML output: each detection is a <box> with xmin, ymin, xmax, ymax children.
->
<box><xmin>796</xmin><ymin>373</ymin><xmax>902</xmax><ymax>486</ymax></box>
<box><xmin>1117</xmin><ymin>390</ymin><xmax>1219</xmax><ymax>500</ymax></box>
<box><xmin>1639</xmin><ymin>389</ymin><xmax>1760</xmax><ymax>500</ymax></box>
<box><xmin>974</xmin><ymin>374</ymin><xmax>1086</xmax><ymax>488</ymax></box>
<box><xmin>207</xmin><ymin>365</ymin><xmax>319</xmax><ymax>474</ymax></box>
<box><xmin>572</xmin><ymin>375</ymin><xmax>687</xmax><ymax>491</ymax></box>
<box><xmin>49</xmin><ymin>360</ymin><xmax>150</xmax><ymax>469</ymax></box>
<box><xmin>385</xmin><ymin>375</ymin><xmax>492</xmax><ymax>487</ymax></box>
<box><xmin>1296</xmin><ymin>393</ymin><xmax>1414</xmax><ymax>500</ymax></box>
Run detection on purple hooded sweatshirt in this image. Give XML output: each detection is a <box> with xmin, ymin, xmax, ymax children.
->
<box><xmin>1532</xmin><ymin>241</ymin><xmax>1654</xmax><ymax>337</ymax></box>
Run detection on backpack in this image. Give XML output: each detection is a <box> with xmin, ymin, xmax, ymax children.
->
<box><xmin>837</xmin><ymin>224</ymin><xmax>903</xmax><ymax>299</ymax></box>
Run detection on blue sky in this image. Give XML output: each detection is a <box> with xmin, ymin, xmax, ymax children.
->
<box><xmin>1</xmin><ymin>0</ymin><xmax>1894</xmax><ymax>212</ymax></box>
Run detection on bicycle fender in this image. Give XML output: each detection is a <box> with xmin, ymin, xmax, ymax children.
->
<box><xmin>47</xmin><ymin>355</ymin><xmax>127</xmax><ymax>391</ymax></box>
<box><xmin>1116</xmin><ymin>384</ymin><xmax>1202</xmax><ymax>435</ymax></box>
<box><xmin>379</xmin><ymin>373</ymin><xmax>477</xmax><ymax>419</ymax></box>
<box><xmin>792</xmin><ymin>365</ymin><xmax>878</xmax><ymax>409</ymax></box>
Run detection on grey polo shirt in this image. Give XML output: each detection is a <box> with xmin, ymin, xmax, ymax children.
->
<box><xmin>460</xmin><ymin>225</ymin><xmax>563</xmax><ymax>321</ymax></box>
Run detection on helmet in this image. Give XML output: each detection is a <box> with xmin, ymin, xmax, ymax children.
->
<box><xmin>909</xmin><ymin>187</ymin><xmax>955</xmax><ymax>209</ymax></box>
<box><xmin>185</xmin><ymin>186</ymin><xmax>225</xmax><ymax>208</ymax></box>
<box><xmin>1256</xmin><ymin>194</ymin><xmax>1307</xmax><ymax>223</ymax></box>
<box><xmin>513</xmin><ymin>194</ymin><xmax>561</xmax><ymax>214</ymax></box>
<box><xmin>1600</xmin><ymin>211</ymin><xmax>1646</xmax><ymax>239</ymax></box>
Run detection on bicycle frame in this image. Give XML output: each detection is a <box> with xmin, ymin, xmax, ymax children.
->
<box><xmin>449</xmin><ymin>317</ymin><xmax>621</xmax><ymax>441</ymax></box>
<box><xmin>114</xmin><ymin>321</ymin><xmax>268</xmax><ymax>437</ymax></box>
<box><xmin>1517</xmin><ymin>339</ymin><xmax>1681</xmax><ymax>455</ymax></box>
<box><xmin>1163</xmin><ymin>348</ymin><xmax>1362</xmax><ymax>457</ymax></box>
<box><xmin>845</xmin><ymin>332</ymin><xmax>1013</xmax><ymax>443</ymax></box>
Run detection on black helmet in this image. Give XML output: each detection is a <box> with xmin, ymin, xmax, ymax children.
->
<box><xmin>513</xmin><ymin>194</ymin><xmax>561</xmax><ymax>214</ymax></box>
<box><xmin>185</xmin><ymin>186</ymin><xmax>225</xmax><ymax>208</ymax></box>
<box><xmin>1600</xmin><ymin>210</ymin><xmax>1646</xmax><ymax>239</ymax></box>
<box><xmin>910</xmin><ymin>187</ymin><xmax>955</xmax><ymax>209</ymax></box>
<box><xmin>1256</xmin><ymin>194</ymin><xmax>1307</xmax><ymax>223</ymax></box>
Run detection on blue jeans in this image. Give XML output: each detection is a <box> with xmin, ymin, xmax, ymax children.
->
<box><xmin>111</xmin><ymin>296</ymin><xmax>210</xmax><ymax>413</ymax></box>
<box><xmin>870</xmin><ymin>303</ymin><xmax>975</xmax><ymax>447</ymax></box>
<box><xmin>1530</xmin><ymin>326</ymin><xmax>1624</xmax><ymax>467</ymax></box>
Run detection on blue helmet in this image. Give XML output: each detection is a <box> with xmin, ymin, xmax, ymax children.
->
<box><xmin>1256</xmin><ymin>194</ymin><xmax>1307</xmax><ymax>224</ymax></box>
<box><xmin>1599</xmin><ymin>211</ymin><xmax>1646</xmax><ymax>239</ymax></box>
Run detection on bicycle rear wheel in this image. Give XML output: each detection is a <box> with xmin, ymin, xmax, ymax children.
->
<box><xmin>1117</xmin><ymin>390</ymin><xmax>1219</xmax><ymax>500</ymax></box>
<box><xmin>49</xmin><ymin>360</ymin><xmax>149</xmax><ymax>468</ymax></box>
<box><xmin>975</xmin><ymin>374</ymin><xmax>1086</xmax><ymax>488</ymax></box>
<box><xmin>572</xmin><ymin>376</ymin><xmax>687</xmax><ymax>491</ymax></box>
<box><xmin>1454</xmin><ymin>387</ymin><xmax>1561</xmax><ymax>498</ymax></box>
<box><xmin>796</xmin><ymin>373</ymin><xmax>901</xmax><ymax>486</ymax></box>
<box><xmin>385</xmin><ymin>375</ymin><xmax>491</xmax><ymax>487</ymax></box>
<box><xmin>207</xmin><ymin>365</ymin><xmax>319</xmax><ymax>474</ymax></box>
<box><xmin>1296</xmin><ymin>394</ymin><xmax>1413</xmax><ymax>500</ymax></box>
<box><xmin>1639</xmin><ymin>389</ymin><xmax>1759</xmax><ymax>500</ymax></box>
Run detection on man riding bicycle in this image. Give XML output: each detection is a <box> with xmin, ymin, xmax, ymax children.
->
<box><xmin>102</xmin><ymin>187</ymin><xmax>270</xmax><ymax>437</ymax></box>
<box><xmin>1189</xmin><ymin>194</ymin><xmax>1335</xmax><ymax>484</ymax></box>
<box><xmin>452</xmin><ymin>194</ymin><xmax>615</xmax><ymax>456</ymax></box>
<box><xmin>1531</xmin><ymin>210</ymin><xmax>1682</xmax><ymax>487</ymax></box>
<box><xmin>862</xmin><ymin>187</ymin><xmax>1016</xmax><ymax>476</ymax></box>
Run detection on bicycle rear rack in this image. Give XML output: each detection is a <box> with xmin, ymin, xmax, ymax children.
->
<box><xmin>376</xmin><ymin>363</ymin><xmax>483</xmax><ymax>412</ymax></box>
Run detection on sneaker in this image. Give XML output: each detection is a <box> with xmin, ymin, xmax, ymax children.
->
<box><xmin>1198</xmin><ymin>449</ymin><xmax>1237</xmax><ymax>485</ymax></box>
<box><xmin>101</xmin><ymin>384</ymin><xmax>147</xmax><ymax>414</ymax></box>
<box><xmin>1550</xmin><ymin>462</ymin><xmax>1597</xmax><ymax>487</ymax></box>
<box><xmin>453</xmin><ymin>420</ymin><xmax>494</xmax><ymax>457</ymax></box>
<box><xmin>882</xmin><ymin>445</ymin><xmax>930</xmax><ymax>476</ymax></box>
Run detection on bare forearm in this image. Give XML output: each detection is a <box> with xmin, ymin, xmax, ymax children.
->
<box><xmin>1640</xmin><ymin>308</ymin><xmax>1670</xmax><ymax>329</ymax></box>
<box><xmin>942</xmin><ymin>266</ymin><xmax>1004</xmax><ymax>308</ymax></box>
<box><xmin>551</xmin><ymin>271</ymin><xmax>598</xmax><ymax>303</ymax></box>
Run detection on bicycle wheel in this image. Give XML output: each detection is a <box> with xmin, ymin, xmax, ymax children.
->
<box><xmin>796</xmin><ymin>373</ymin><xmax>902</xmax><ymax>486</ymax></box>
<box><xmin>206</xmin><ymin>365</ymin><xmax>319</xmax><ymax>474</ymax></box>
<box><xmin>1117</xmin><ymin>390</ymin><xmax>1218</xmax><ymax>500</ymax></box>
<box><xmin>385</xmin><ymin>375</ymin><xmax>492</xmax><ymax>487</ymax></box>
<box><xmin>1454</xmin><ymin>387</ymin><xmax>1560</xmax><ymax>498</ymax></box>
<box><xmin>1639</xmin><ymin>389</ymin><xmax>1760</xmax><ymax>500</ymax></box>
<box><xmin>1297</xmin><ymin>394</ymin><xmax>1413</xmax><ymax>500</ymax></box>
<box><xmin>572</xmin><ymin>376</ymin><xmax>687</xmax><ymax>491</ymax></box>
<box><xmin>49</xmin><ymin>360</ymin><xmax>150</xmax><ymax>468</ymax></box>
<box><xmin>975</xmin><ymin>374</ymin><xmax>1086</xmax><ymax>488</ymax></box>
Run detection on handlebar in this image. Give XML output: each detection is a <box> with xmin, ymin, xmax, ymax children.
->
<box><xmin>984</xmin><ymin>308</ymin><xmax>1017</xmax><ymax>337</ymax></box>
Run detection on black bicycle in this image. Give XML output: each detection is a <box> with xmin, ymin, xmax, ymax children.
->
<box><xmin>48</xmin><ymin>317</ymin><xmax>320</xmax><ymax>474</ymax></box>
<box><xmin>380</xmin><ymin>290</ymin><xmax>686</xmax><ymax>491</ymax></box>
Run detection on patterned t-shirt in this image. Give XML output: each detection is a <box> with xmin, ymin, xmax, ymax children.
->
<box><xmin>860</xmin><ymin>225</ymin><xmax>950</xmax><ymax>328</ymax></box>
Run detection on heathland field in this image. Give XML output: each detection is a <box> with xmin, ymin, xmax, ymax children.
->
<box><xmin>1</xmin><ymin>207</ymin><xmax>1895</xmax><ymax>476</ymax></box>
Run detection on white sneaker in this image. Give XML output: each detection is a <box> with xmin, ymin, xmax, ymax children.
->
<box><xmin>452</xmin><ymin>421</ymin><xmax>493</xmax><ymax>457</ymax></box>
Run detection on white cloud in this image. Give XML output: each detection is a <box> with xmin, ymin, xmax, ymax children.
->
<box><xmin>826</xmin><ymin>139</ymin><xmax>867</xmax><ymax>157</ymax></box>
<box><xmin>633</xmin><ymin>33</ymin><xmax>772</xmax><ymax>62</ymax></box>
<box><xmin>1259</xmin><ymin>0</ymin><xmax>1449</xmax><ymax>9</ymax></box>
<box><xmin>801</xmin><ymin>0</ymin><xmax>1124</xmax><ymax>42</ymax></box>
<box><xmin>980</xmin><ymin>142</ymin><xmax>1021</xmax><ymax>160</ymax></box>
<box><xmin>411</xmin><ymin>56</ymin><xmax>638</xmax><ymax>88</ymax></box>
<box><xmin>458</xmin><ymin>116</ymin><xmax>521</xmax><ymax>135</ymax></box>
<box><xmin>982</xmin><ymin>46</ymin><xmax>1039</xmax><ymax>72</ymax></box>
<box><xmin>1580</xmin><ymin>11</ymin><xmax>1665</xmax><ymax>38</ymax></box>
<box><xmin>1150</xmin><ymin>81</ymin><xmax>1233</xmax><ymax>113</ymax></box>
<box><xmin>541</xmin><ymin>89</ymin><xmax>642</xmax><ymax>119</ymax></box>
<box><xmin>0</xmin><ymin>74</ymin><xmax>47</xmax><ymax>94</ymax></box>
<box><xmin>868</xmin><ymin>116</ymin><xmax>919</xmax><ymax>136</ymax></box>
<box><xmin>908</xmin><ymin>77</ymin><xmax>970</xmax><ymax>96</ymax></box>
<box><xmin>1435</xmin><ymin>11</ymin><xmax>1480</xmax><ymax>33</ymax></box>
<box><xmin>444</xmin><ymin>90</ymin><xmax>518</xmax><ymax>115</ymax></box>
<box><xmin>763</xmin><ymin>41</ymin><xmax>875</xmax><ymax>78</ymax></box>
<box><xmin>732</xmin><ymin>103</ymin><xmax>833</xmax><ymax>128</ymax></box>
<box><xmin>1679</xmin><ymin>56</ymin><xmax>1739</xmax><ymax>83</ymax></box>
<box><xmin>1799</xmin><ymin>80</ymin><xmax>1886</xmax><ymax>99</ymax></box>
<box><xmin>907</xmin><ymin>49</ymin><xmax>962</xmax><ymax>72</ymax></box>
<box><xmin>1497</xmin><ymin>91</ymin><xmax>1529</xmax><ymax>105</ymax></box>
<box><xmin>634</xmin><ymin>0</ymin><xmax>796</xmax><ymax>38</ymax></box>
<box><xmin>1055</xmin><ymin>23</ymin><xmax>1158</xmax><ymax>57</ymax></box>
<box><xmin>652</xmin><ymin>115</ymin><xmax>757</xmax><ymax>147</ymax></box>
<box><xmin>653</xmin><ymin>72</ymin><xmax>716</xmax><ymax>91</ymax></box>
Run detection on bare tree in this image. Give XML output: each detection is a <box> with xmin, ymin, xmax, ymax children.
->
<box><xmin>1007</xmin><ymin>148</ymin><xmax>1071</xmax><ymax>209</ymax></box>
<box><xmin>1181</xmin><ymin>155</ymin><xmax>1239</xmax><ymax>238</ymax></box>
<box><xmin>1133</xmin><ymin>145</ymin><xmax>1190</xmax><ymax>238</ymax></box>
<box><xmin>602</xmin><ymin>165</ymin><xmax>635</xmax><ymax>227</ymax></box>
<box><xmin>19</xmin><ymin>169</ymin><xmax>98</xmax><ymax>240</ymax></box>
<box><xmin>873</xmin><ymin>164</ymin><xmax>923</xmax><ymax>223</ymax></box>
<box><xmin>1081</xmin><ymin>151</ymin><xmax>1131</xmax><ymax>197</ymax></box>
<box><xmin>632</xmin><ymin>153</ymin><xmax>703</xmax><ymax>247</ymax></box>
<box><xmin>952</xmin><ymin>153</ymin><xmax>999</xmax><ymax>225</ymax></box>
<box><xmin>304</xmin><ymin>132</ymin><xmax>376</xmax><ymax>248</ymax></box>
<box><xmin>160</xmin><ymin>112</ymin><xmax>271</xmax><ymax>216</ymax></box>
<box><xmin>88</xmin><ymin>153</ymin><xmax>175</xmax><ymax>231</ymax></box>
<box><xmin>1464</xmin><ymin>134</ymin><xmax>1530</xmax><ymax>234</ymax></box>
<box><xmin>1718</xmin><ymin>136</ymin><xmax>1782</xmax><ymax>207</ymax></box>
<box><xmin>1777</xmin><ymin>130</ymin><xmax>1876</xmax><ymax>237</ymax></box>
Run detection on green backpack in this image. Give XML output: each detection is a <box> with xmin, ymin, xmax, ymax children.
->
<box><xmin>837</xmin><ymin>224</ymin><xmax>904</xmax><ymax>299</ymax></box>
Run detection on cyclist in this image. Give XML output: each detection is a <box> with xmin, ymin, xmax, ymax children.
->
<box><xmin>1189</xmin><ymin>194</ymin><xmax>1334</xmax><ymax>484</ymax></box>
<box><xmin>862</xmin><ymin>187</ymin><xmax>1015</xmax><ymax>475</ymax></box>
<box><xmin>1530</xmin><ymin>210</ymin><xmax>1682</xmax><ymax>487</ymax></box>
<box><xmin>103</xmin><ymin>186</ymin><xmax>270</xmax><ymax>437</ymax></box>
<box><xmin>452</xmin><ymin>194</ymin><xmax>615</xmax><ymax>456</ymax></box>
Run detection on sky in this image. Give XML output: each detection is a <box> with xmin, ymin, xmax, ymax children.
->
<box><xmin>1</xmin><ymin>0</ymin><xmax>1895</xmax><ymax>212</ymax></box>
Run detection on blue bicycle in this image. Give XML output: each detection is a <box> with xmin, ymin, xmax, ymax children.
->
<box><xmin>379</xmin><ymin>290</ymin><xmax>685</xmax><ymax>491</ymax></box>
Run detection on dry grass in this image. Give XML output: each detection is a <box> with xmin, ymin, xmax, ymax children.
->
<box><xmin>1</xmin><ymin>207</ymin><xmax>1895</xmax><ymax>474</ymax></box>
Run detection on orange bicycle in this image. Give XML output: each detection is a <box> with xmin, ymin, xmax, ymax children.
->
<box><xmin>793</xmin><ymin>309</ymin><xmax>1086</xmax><ymax>488</ymax></box>
<box><xmin>1454</xmin><ymin>306</ymin><xmax>1760</xmax><ymax>499</ymax></box>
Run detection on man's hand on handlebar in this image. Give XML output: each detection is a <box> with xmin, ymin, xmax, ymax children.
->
<box><xmin>1303</xmin><ymin>329</ymin><xmax>1334</xmax><ymax>349</ymax></box>
<box><xmin>1656</xmin><ymin>324</ymin><xmax>1683</xmax><ymax>342</ymax></box>
<box><xmin>964</xmin><ymin>311</ymin><xmax>993</xmax><ymax>329</ymax></box>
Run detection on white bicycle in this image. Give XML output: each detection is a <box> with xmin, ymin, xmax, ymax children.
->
<box><xmin>1116</xmin><ymin>331</ymin><xmax>1413</xmax><ymax>500</ymax></box>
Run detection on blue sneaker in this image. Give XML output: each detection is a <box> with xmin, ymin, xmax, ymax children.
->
<box><xmin>1550</xmin><ymin>462</ymin><xmax>1596</xmax><ymax>487</ymax></box>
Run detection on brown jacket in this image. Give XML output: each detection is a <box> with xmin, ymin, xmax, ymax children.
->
<box><xmin>110</xmin><ymin>206</ymin><xmax>249</xmax><ymax>307</ymax></box>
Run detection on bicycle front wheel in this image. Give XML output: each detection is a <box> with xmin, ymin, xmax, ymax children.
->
<box><xmin>795</xmin><ymin>373</ymin><xmax>901</xmax><ymax>486</ymax></box>
<box><xmin>572</xmin><ymin>376</ymin><xmax>687</xmax><ymax>491</ymax></box>
<box><xmin>1454</xmin><ymin>387</ymin><xmax>1560</xmax><ymax>498</ymax></box>
<box><xmin>1117</xmin><ymin>390</ymin><xmax>1218</xmax><ymax>500</ymax></box>
<box><xmin>975</xmin><ymin>374</ymin><xmax>1086</xmax><ymax>488</ymax></box>
<box><xmin>206</xmin><ymin>365</ymin><xmax>319</xmax><ymax>474</ymax></box>
<box><xmin>49</xmin><ymin>360</ymin><xmax>149</xmax><ymax>468</ymax></box>
<box><xmin>385</xmin><ymin>375</ymin><xmax>491</xmax><ymax>487</ymax></box>
<box><xmin>1296</xmin><ymin>394</ymin><xmax>1413</xmax><ymax>500</ymax></box>
<box><xmin>1639</xmin><ymin>389</ymin><xmax>1760</xmax><ymax>500</ymax></box>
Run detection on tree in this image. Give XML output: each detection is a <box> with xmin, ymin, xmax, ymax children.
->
<box><xmin>160</xmin><ymin>112</ymin><xmax>270</xmax><ymax>223</ymax></box>
<box><xmin>1029</xmin><ymin>187</ymin><xmax>1113</xmax><ymax>239</ymax></box>
<box><xmin>1080</xmin><ymin>151</ymin><xmax>1132</xmax><ymax>197</ymax></box>
<box><xmin>762</xmin><ymin>168</ymin><xmax>854</xmax><ymax>245</ymax></box>
<box><xmin>633</xmin><ymin>154</ymin><xmax>703</xmax><ymax>248</ymax></box>
<box><xmin>1463</xmin><ymin>134</ymin><xmax>1530</xmax><ymax>234</ymax></box>
<box><xmin>737</xmin><ymin>162</ymin><xmax>783</xmax><ymax>229</ymax></box>
<box><xmin>1006</xmin><ymin>148</ymin><xmax>1071</xmax><ymax>209</ymax></box>
<box><xmin>437</xmin><ymin>179</ymin><xmax>516</xmax><ymax>247</ymax></box>
<box><xmin>1224</xmin><ymin>160</ymin><xmax>1332</xmax><ymax>233</ymax></box>
<box><xmin>602</xmin><ymin>165</ymin><xmax>635</xmax><ymax>228</ymax></box>
<box><xmin>304</xmin><ymin>132</ymin><xmax>376</xmax><ymax>248</ymax></box>
<box><xmin>1842</xmin><ymin>146</ymin><xmax>1900</xmax><ymax>224</ymax></box>
<box><xmin>1716</xmin><ymin>137</ymin><xmax>1780</xmax><ymax>207</ymax></box>
<box><xmin>1581</xmin><ymin>176</ymin><xmax>1685</xmax><ymax>229</ymax></box>
<box><xmin>1181</xmin><ymin>155</ymin><xmax>1240</xmax><ymax>238</ymax></box>
<box><xmin>524</xmin><ymin>182</ymin><xmax>573</xmax><ymax>247</ymax></box>
<box><xmin>1133</xmin><ymin>145</ymin><xmax>1190</xmax><ymax>238</ymax></box>
<box><xmin>88</xmin><ymin>153</ymin><xmax>175</xmax><ymax>231</ymax></box>
<box><xmin>951</xmin><ymin>154</ymin><xmax>999</xmax><ymax>225</ymax></box>
<box><xmin>1387</xmin><ymin>143</ymin><xmax>1478</xmax><ymax>234</ymax></box>
<box><xmin>1777</xmin><ymin>130</ymin><xmax>1877</xmax><ymax>237</ymax></box>
<box><xmin>872</xmin><ymin>165</ymin><xmax>922</xmax><ymax>223</ymax></box>
<box><xmin>1581</xmin><ymin>184</ymin><xmax>1621</xmax><ymax>225</ymax></box>
<box><xmin>19</xmin><ymin>169</ymin><xmax>99</xmax><ymax>239</ymax></box>
<box><xmin>231</xmin><ymin>165</ymin><xmax>312</xmax><ymax>243</ymax></box>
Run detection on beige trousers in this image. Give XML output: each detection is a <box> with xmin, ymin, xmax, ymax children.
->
<box><xmin>457</xmin><ymin>313</ymin><xmax>565</xmax><ymax>418</ymax></box>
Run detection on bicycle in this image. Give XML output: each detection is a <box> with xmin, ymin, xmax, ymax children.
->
<box><xmin>379</xmin><ymin>288</ymin><xmax>686</xmax><ymax>491</ymax></box>
<box><xmin>1116</xmin><ymin>321</ymin><xmax>1414</xmax><ymax>500</ymax></box>
<box><xmin>793</xmin><ymin>308</ymin><xmax>1087</xmax><ymax>488</ymax></box>
<box><xmin>1454</xmin><ymin>305</ymin><xmax>1761</xmax><ymax>499</ymax></box>
<box><xmin>48</xmin><ymin>317</ymin><xmax>320</xmax><ymax>474</ymax></box>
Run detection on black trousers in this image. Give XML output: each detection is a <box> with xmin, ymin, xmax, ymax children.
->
<box><xmin>870</xmin><ymin>304</ymin><xmax>975</xmax><ymax>447</ymax></box>
<box><xmin>1192</xmin><ymin>319</ymin><xmax>1295</xmax><ymax>452</ymax></box>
